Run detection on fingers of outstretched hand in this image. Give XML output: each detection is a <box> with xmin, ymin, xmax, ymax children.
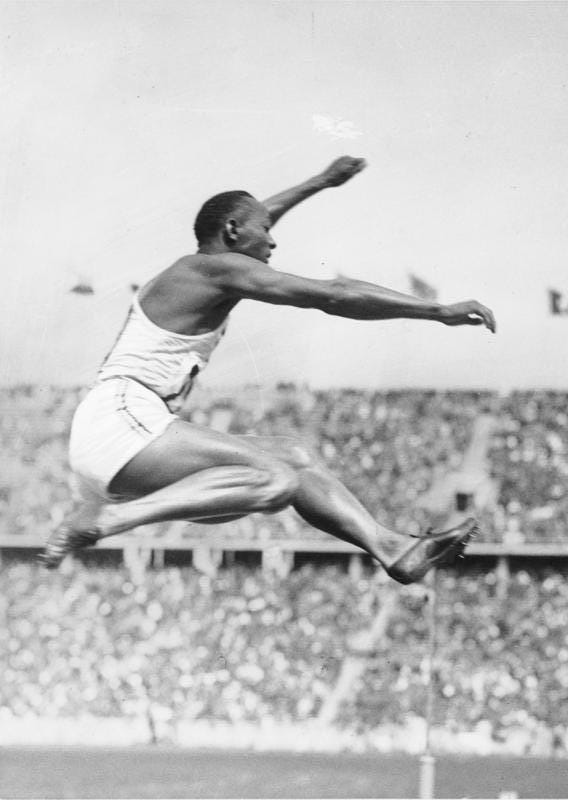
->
<box><xmin>471</xmin><ymin>303</ymin><xmax>496</xmax><ymax>333</ymax></box>
<box><xmin>444</xmin><ymin>301</ymin><xmax>496</xmax><ymax>333</ymax></box>
<box><xmin>484</xmin><ymin>306</ymin><xmax>497</xmax><ymax>333</ymax></box>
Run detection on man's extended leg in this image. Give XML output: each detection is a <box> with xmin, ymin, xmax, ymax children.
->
<box><xmin>100</xmin><ymin>435</ymin><xmax>402</xmax><ymax>563</ymax></box>
<box><xmin>239</xmin><ymin>435</ymin><xmax>477</xmax><ymax>582</ymax></box>
<box><xmin>43</xmin><ymin>422</ymin><xmax>476</xmax><ymax>579</ymax></box>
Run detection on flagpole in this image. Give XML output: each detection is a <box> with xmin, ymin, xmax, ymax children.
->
<box><xmin>419</xmin><ymin>569</ymin><xmax>437</xmax><ymax>800</ymax></box>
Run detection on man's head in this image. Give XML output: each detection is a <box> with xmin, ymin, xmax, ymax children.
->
<box><xmin>194</xmin><ymin>191</ymin><xmax>276</xmax><ymax>263</ymax></box>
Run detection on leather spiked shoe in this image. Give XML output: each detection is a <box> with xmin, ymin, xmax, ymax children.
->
<box><xmin>40</xmin><ymin>524</ymin><xmax>101</xmax><ymax>570</ymax></box>
<box><xmin>387</xmin><ymin>517</ymin><xmax>478</xmax><ymax>585</ymax></box>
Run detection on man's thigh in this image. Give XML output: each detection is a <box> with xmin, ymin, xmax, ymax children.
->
<box><xmin>237</xmin><ymin>434</ymin><xmax>314</xmax><ymax>469</ymax></box>
<box><xmin>109</xmin><ymin>420</ymin><xmax>287</xmax><ymax>497</ymax></box>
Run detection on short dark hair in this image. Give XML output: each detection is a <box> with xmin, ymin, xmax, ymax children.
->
<box><xmin>194</xmin><ymin>190</ymin><xmax>254</xmax><ymax>246</ymax></box>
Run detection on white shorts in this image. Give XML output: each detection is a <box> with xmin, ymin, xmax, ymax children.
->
<box><xmin>69</xmin><ymin>377</ymin><xmax>176</xmax><ymax>502</ymax></box>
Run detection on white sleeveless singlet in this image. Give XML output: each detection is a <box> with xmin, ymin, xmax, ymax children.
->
<box><xmin>97</xmin><ymin>295</ymin><xmax>227</xmax><ymax>410</ymax></box>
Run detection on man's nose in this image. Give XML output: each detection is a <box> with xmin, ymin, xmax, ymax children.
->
<box><xmin>268</xmin><ymin>235</ymin><xmax>276</xmax><ymax>249</ymax></box>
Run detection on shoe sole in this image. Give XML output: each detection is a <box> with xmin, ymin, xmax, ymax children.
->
<box><xmin>432</xmin><ymin>523</ymin><xmax>478</xmax><ymax>568</ymax></box>
<box><xmin>388</xmin><ymin>519</ymin><xmax>478</xmax><ymax>585</ymax></box>
<box><xmin>39</xmin><ymin>529</ymin><xmax>100</xmax><ymax>570</ymax></box>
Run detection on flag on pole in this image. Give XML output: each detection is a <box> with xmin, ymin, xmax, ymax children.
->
<box><xmin>548</xmin><ymin>289</ymin><xmax>565</xmax><ymax>315</ymax></box>
<box><xmin>409</xmin><ymin>274</ymin><xmax>438</xmax><ymax>301</ymax></box>
<box><xmin>70</xmin><ymin>282</ymin><xmax>94</xmax><ymax>296</ymax></box>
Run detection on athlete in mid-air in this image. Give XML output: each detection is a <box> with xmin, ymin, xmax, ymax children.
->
<box><xmin>43</xmin><ymin>156</ymin><xmax>495</xmax><ymax>583</ymax></box>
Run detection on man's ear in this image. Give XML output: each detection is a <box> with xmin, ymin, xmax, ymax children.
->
<box><xmin>223</xmin><ymin>218</ymin><xmax>239</xmax><ymax>246</ymax></box>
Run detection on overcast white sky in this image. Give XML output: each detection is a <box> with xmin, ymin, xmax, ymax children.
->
<box><xmin>2</xmin><ymin>0</ymin><xmax>568</xmax><ymax>390</ymax></box>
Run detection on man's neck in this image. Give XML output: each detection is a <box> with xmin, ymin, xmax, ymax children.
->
<box><xmin>197</xmin><ymin>240</ymin><xmax>229</xmax><ymax>256</ymax></box>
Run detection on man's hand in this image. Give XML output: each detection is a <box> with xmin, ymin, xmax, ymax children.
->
<box><xmin>262</xmin><ymin>156</ymin><xmax>367</xmax><ymax>226</ymax></box>
<box><xmin>320</xmin><ymin>156</ymin><xmax>367</xmax><ymax>187</ymax></box>
<box><xmin>440</xmin><ymin>301</ymin><xmax>496</xmax><ymax>333</ymax></box>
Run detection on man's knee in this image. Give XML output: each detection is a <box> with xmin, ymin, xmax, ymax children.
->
<box><xmin>260</xmin><ymin>461</ymin><xmax>299</xmax><ymax>511</ymax></box>
<box><xmin>280</xmin><ymin>437</ymin><xmax>318</xmax><ymax>469</ymax></box>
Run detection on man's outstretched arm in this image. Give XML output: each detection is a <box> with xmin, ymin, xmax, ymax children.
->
<box><xmin>262</xmin><ymin>156</ymin><xmax>366</xmax><ymax>226</ymax></box>
<box><xmin>209</xmin><ymin>254</ymin><xmax>496</xmax><ymax>333</ymax></box>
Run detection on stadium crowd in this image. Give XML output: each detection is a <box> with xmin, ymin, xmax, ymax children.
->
<box><xmin>489</xmin><ymin>391</ymin><xmax>568</xmax><ymax>543</ymax></box>
<box><xmin>2</xmin><ymin>560</ymin><xmax>568</xmax><ymax>755</ymax></box>
<box><xmin>0</xmin><ymin>384</ymin><xmax>491</xmax><ymax>543</ymax></box>
<box><xmin>3</xmin><ymin>384</ymin><xmax>568</xmax><ymax>544</ymax></box>
<box><xmin>2</xmin><ymin>383</ymin><xmax>568</xmax><ymax>753</ymax></box>
<box><xmin>343</xmin><ymin>567</ymin><xmax>568</xmax><ymax>753</ymax></box>
<box><xmin>0</xmin><ymin>385</ymin><xmax>82</xmax><ymax>540</ymax></box>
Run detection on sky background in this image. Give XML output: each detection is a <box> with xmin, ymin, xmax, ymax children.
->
<box><xmin>2</xmin><ymin>0</ymin><xmax>568</xmax><ymax>390</ymax></box>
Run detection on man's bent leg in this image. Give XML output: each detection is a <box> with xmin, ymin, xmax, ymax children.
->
<box><xmin>238</xmin><ymin>435</ymin><xmax>478</xmax><ymax>580</ymax></box>
<box><xmin>99</xmin><ymin>464</ymin><xmax>296</xmax><ymax>536</ymax></box>
<box><xmin>42</xmin><ymin>421</ymin><xmax>299</xmax><ymax>568</ymax></box>
<box><xmin>238</xmin><ymin>435</ymin><xmax>412</xmax><ymax>565</ymax></box>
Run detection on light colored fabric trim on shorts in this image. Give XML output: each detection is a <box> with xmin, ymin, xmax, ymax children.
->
<box><xmin>69</xmin><ymin>377</ymin><xmax>176</xmax><ymax>501</ymax></box>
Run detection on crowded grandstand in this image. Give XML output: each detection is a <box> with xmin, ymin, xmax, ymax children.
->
<box><xmin>2</xmin><ymin>384</ymin><xmax>568</xmax><ymax>757</ymax></box>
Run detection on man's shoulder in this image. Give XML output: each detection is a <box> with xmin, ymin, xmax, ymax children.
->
<box><xmin>173</xmin><ymin>252</ymin><xmax>253</xmax><ymax>270</ymax></box>
<box><xmin>165</xmin><ymin>254</ymin><xmax>223</xmax><ymax>284</ymax></box>
<box><xmin>147</xmin><ymin>254</ymin><xmax>237</xmax><ymax>309</ymax></box>
<box><xmin>175</xmin><ymin>252</ymin><xmax>265</xmax><ymax>281</ymax></box>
